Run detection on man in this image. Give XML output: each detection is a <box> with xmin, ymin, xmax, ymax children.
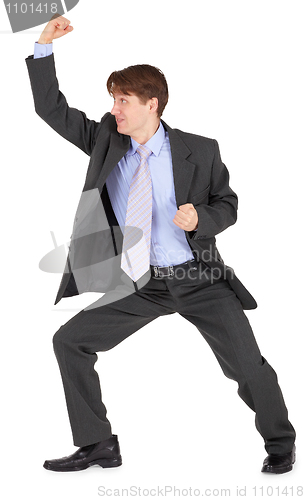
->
<box><xmin>26</xmin><ymin>16</ymin><xmax>296</xmax><ymax>474</ymax></box>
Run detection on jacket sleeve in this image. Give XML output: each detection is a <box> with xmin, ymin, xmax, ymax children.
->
<box><xmin>25</xmin><ymin>53</ymin><xmax>104</xmax><ymax>156</ymax></box>
<box><xmin>191</xmin><ymin>139</ymin><xmax>238</xmax><ymax>240</ymax></box>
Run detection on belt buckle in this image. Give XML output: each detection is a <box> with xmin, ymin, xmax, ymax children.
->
<box><xmin>153</xmin><ymin>265</ymin><xmax>174</xmax><ymax>278</ymax></box>
<box><xmin>153</xmin><ymin>266</ymin><xmax>159</xmax><ymax>278</ymax></box>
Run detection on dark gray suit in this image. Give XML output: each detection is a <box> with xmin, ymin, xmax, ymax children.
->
<box><xmin>26</xmin><ymin>53</ymin><xmax>295</xmax><ymax>455</ymax></box>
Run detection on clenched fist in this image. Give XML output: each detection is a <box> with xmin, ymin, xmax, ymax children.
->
<box><xmin>38</xmin><ymin>15</ymin><xmax>73</xmax><ymax>44</ymax></box>
<box><xmin>173</xmin><ymin>203</ymin><xmax>198</xmax><ymax>231</ymax></box>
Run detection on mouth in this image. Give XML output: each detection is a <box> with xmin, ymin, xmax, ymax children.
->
<box><xmin>116</xmin><ymin>118</ymin><xmax>124</xmax><ymax>124</ymax></box>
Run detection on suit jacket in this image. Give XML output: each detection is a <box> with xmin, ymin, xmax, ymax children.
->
<box><xmin>25</xmin><ymin>53</ymin><xmax>257</xmax><ymax>310</ymax></box>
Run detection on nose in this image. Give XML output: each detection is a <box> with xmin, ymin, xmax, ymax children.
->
<box><xmin>111</xmin><ymin>101</ymin><xmax>120</xmax><ymax>116</ymax></box>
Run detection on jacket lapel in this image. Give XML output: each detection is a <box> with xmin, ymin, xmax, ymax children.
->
<box><xmin>94</xmin><ymin>118</ymin><xmax>196</xmax><ymax>208</ymax></box>
<box><xmin>161</xmin><ymin>120</ymin><xmax>196</xmax><ymax>207</ymax></box>
<box><xmin>96</xmin><ymin>131</ymin><xmax>130</xmax><ymax>191</ymax></box>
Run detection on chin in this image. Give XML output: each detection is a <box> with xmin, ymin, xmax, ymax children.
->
<box><xmin>117</xmin><ymin>124</ymin><xmax>127</xmax><ymax>135</ymax></box>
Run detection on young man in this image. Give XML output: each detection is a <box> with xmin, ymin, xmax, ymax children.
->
<box><xmin>26</xmin><ymin>16</ymin><xmax>296</xmax><ymax>474</ymax></box>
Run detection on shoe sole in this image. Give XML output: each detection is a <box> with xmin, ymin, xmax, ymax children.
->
<box><xmin>261</xmin><ymin>465</ymin><xmax>293</xmax><ymax>474</ymax></box>
<box><xmin>43</xmin><ymin>456</ymin><xmax>122</xmax><ymax>472</ymax></box>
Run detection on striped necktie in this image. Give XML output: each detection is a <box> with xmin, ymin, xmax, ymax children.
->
<box><xmin>121</xmin><ymin>144</ymin><xmax>152</xmax><ymax>282</ymax></box>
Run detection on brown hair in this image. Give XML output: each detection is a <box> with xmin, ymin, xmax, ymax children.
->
<box><xmin>106</xmin><ymin>64</ymin><xmax>169</xmax><ymax>118</ymax></box>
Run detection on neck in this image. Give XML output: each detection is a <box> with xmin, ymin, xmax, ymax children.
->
<box><xmin>131</xmin><ymin>119</ymin><xmax>160</xmax><ymax>145</ymax></box>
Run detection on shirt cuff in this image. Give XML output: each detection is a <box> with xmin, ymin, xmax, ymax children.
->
<box><xmin>34</xmin><ymin>42</ymin><xmax>53</xmax><ymax>59</ymax></box>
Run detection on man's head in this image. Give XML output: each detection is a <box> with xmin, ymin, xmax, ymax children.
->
<box><xmin>107</xmin><ymin>64</ymin><xmax>169</xmax><ymax>142</ymax></box>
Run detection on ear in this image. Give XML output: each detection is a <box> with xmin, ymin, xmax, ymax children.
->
<box><xmin>149</xmin><ymin>97</ymin><xmax>159</xmax><ymax>114</ymax></box>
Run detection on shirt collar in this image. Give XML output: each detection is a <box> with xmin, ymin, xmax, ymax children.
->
<box><xmin>126</xmin><ymin>121</ymin><xmax>165</xmax><ymax>157</ymax></box>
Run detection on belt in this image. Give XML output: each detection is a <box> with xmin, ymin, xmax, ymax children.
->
<box><xmin>150</xmin><ymin>259</ymin><xmax>198</xmax><ymax>278</ymax></box>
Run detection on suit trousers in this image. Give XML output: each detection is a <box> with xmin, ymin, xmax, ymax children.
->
<box><xmin>52</xmin><ymin>260</ymin><xmax>296</xmax><ymax>454</ymax></box>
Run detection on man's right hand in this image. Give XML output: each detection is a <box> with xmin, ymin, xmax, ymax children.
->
<box><xmin>38</xmin><ymin>15</ymin><xmax>73</xmax><ymax>44</ymax></box>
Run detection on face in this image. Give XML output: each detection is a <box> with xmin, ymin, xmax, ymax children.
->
<box><xmin>111</xmin><ymin>92</ymin><xmax>158</xmax><ymax>141</ymax></box>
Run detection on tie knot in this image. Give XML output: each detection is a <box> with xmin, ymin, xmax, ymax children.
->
<box><xmin>137</xmin><ymin>144</ymin><xmax>151</xmax><ymax>161</ymax></box>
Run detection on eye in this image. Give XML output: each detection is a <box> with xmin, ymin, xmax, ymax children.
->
<box><xmin>113</xmin><ymin>98</ymin><xmax>127</xmax><ymax>104</ymax></box>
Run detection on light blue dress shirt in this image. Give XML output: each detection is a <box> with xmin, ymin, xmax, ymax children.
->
<box><xmin>34</xmin><ymin>41</ymin><xmax>53</xmax><ymax>58</ymax></box>
<box><xmin>33</xmin><ymin>43</ymin><xmax>195</xmax><ymax>266</ymax></box>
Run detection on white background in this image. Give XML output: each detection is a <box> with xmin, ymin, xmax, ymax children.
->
<box><xmin>0</xmin><ymin>0</ymin><xmax>304</xmax><ymax>498</ymax></box>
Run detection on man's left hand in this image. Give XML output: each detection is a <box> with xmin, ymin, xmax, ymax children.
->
<box><xmin>173</xmin><ymin>203</ymin><xmax>198</xmax><ymax>231</ymax></box>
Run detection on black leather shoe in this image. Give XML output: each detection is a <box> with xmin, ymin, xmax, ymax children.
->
<box><xmin>261</xmin><ymin>445</ymin><xmax>296</xmax><ymax>474</ymax></box>
<box><xmin>43</xmin><ymin>435</ymin><xmax>122</xmax><ymax>472</ymax></box>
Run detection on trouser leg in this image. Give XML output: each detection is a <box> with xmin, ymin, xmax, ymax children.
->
<box><xmin>52</xmin><ymin>279</ymin><xmax>175</xmax><ymax>447</ymax></box>
<box><xmin>174</xmin><ymin>277</ymin><xmax>296</xmax><ymax>455</ymax></box>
